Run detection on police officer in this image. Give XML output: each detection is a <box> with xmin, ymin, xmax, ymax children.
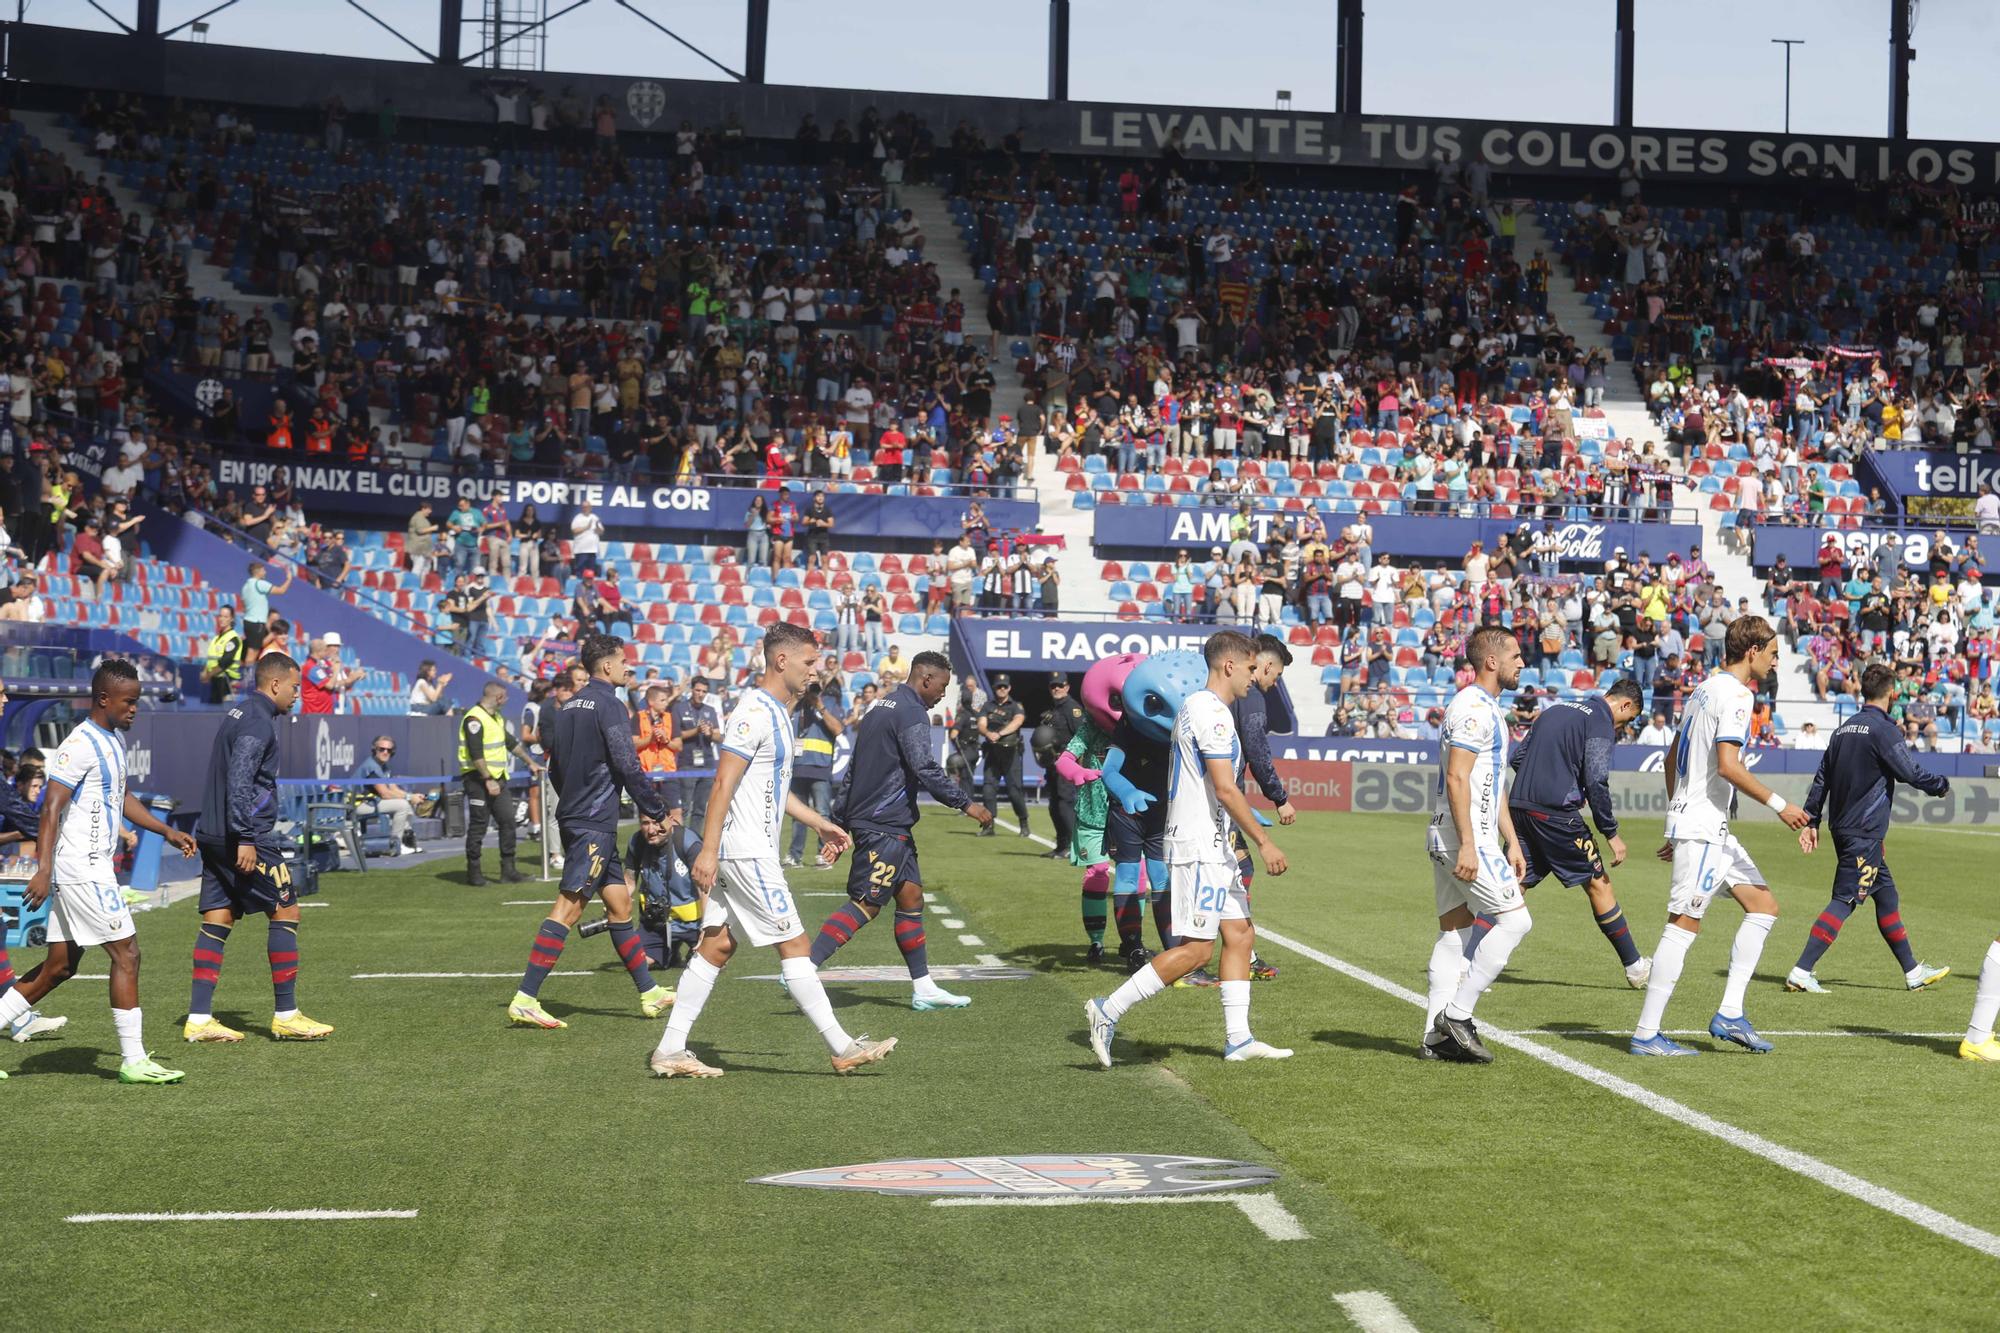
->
<box><xmin>460</xmin><ymin>679</ymin><xmax>542</xmax><ymax>885</ymax></box>
<box><xmin>1034</xmin><ymin>672</ymin><xmax>1085</xmax><ymax>860</ymax></box>
<box><xmin>203</xmin><ymin>606</ymin><xmax>245</xmax><ymax>704</ymax></box>
<box><xmin>669</xmin><ymin>676</ymin><xmax>721</xmax><ymax>822</ymax></box>
<box><xmin>977</xmin><ymin>674</ymin><xmax>1030</xmax><ymax>838</ymax></box>
<box><xmin>1787</xmin><ymin>662</ymin><xmax>1951</xmax><ymax>993</ymax></box>
<box><xmin>946</xmin><ymin>680</ymin><xmax>982</xmax><ymax>788</ymax></box>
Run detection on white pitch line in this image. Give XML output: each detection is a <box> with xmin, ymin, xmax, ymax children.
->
<box><xmin>67</xmin><ymin>1209</ymin><xmax>417</xmax><ymax>1223</ymax></box>
<box><xmin>1256</xmin><ymin>926</ymin><xmax>2000</xmax><ymax>1261</ymax></box>
<box><xmin>350</xmin><ymin>971</ymin><xmax>592</xmax><ymax>979</ymax></box>
<box><xmin>923</xmin><ymin>893</ymin><xmax>938</xmax><ymax>904</ymax></box>
<box><xmin>1333</xmin><ymin>1289</ymin><xmax>1422</xmax><ymax>1333</ymax></box>
<box><xmin>976</xmin><ymin>953</ymin><xmax>1004</xmax><ymax>967</ymax></box>
<box><xmin>941</xmin><ymin>917</ymin><xmax>966</xmax><ymax>929</ymax></box>
<box><xmin>500</xmin><ymin>900</ymin><xmax>552</xmax><ymax>906</ymax></box>
<box><xmin>958</xmin><ymin>934</ymin><xmax>985</xmax><ymax>947</ymax></box>
<box><xmin>300</xmin><ymin>902</ymin><xmax>331</xmax><ymax>909</ymax></box>
<box><xmin>932</xmin><ymin>1192</ymin><xmax>1308</xmax><ymax>1241</ymax></box>
<box><xmin>1522</xmin><ymin>1029</ymin><xmax>1964</xmax><ymax>1039</ymax></box>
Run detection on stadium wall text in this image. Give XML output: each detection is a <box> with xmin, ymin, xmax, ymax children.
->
<box><xmin>16</xmin><ymin>24</ymin><xmax>2000</xmax><ymax>186</ymax></box>
<box><xmin>210</xmin><ymin>457</ymin><xmax>1039</xmax><ymax>541</ymax></box>
<box><xmin>1094</xmin><ymin>506</ymin><xmax>1698</xmax><ymax>562</ymax></box>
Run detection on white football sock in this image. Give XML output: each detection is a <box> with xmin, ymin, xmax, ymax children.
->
<box><xmin>1636</xmin><ymin>924</ymin><xmax>1698</xmax><ymax>1040</ymax></box>
<box><xmin>1718</xmin><ymin>912</ymin><xmax>1777</xmax><ymax>1020</ymax></box>
<box><xmin>186</xmin><ymin>1013</ymin><xmax>213</xmax><ymax>1026</ymax></box>
<box><xmin>780</xmin><ymin>955</ymin><xmax>852</xmax><ymax>1054</ymax></box>
<box><xmin>1445</xmin><ymin>908</ymin><xmax>1531</xmax><ymax>1022</ymax></box>
<box><xmin>1101</xmin><ymin>963</ymin><xmax>1166</xmax><ymax>1022</ymax></box>
<box><xmin>1220</xmin><ymin>979</ymin><xmax>1251</xmax><ymax>1047</ymax></box>
<box><xmin>1967</xmin><ymin>940</ymin><xmax>2000</xmax><ymax>1045</ymax></box>
<box><xmin>112</xmin><ymin>1007</ymin><xmax>146</xmax><ymax>1064</ymax></box>
<box><xmin>1424</xmin><ymin>927</ymin><xmax>1470</xmax><ymax>1038</ymax></box>
<box><xmin>0</xmin><ymin>988</ymin><xmax>32</xmax><ymax>1029</ymax></box>
<box><xmin>273</xmin><ymin>1009</ymin><xmax>299</xmax><ymax>1022</ymax></box>
<box><xmin>912</xmin><ymin>974</ymin><xmax>949</xmax><ymax>998</ymax></box>
<box><xmin>655</xmin><ymin>954</ymin><xmax>720</xmax><ymax>1057</ymax></box>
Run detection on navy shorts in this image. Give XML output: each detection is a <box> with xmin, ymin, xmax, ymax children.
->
<box><xmin>1107</xmin><ymin>800</ymin><xmax>1166</xmax><ymax>865</ymax></box>
<box><xmin>848</xmin><ymin>828</ymin><xmax>921</xmax><ymax>906</ymax></box>
<box><xmin>197</xmin><ymin>838</ymin><xmax>297</xmax><ymax>916</ymax></box>
<box><xmin>1512</xmin><ymin>808</ymin><xmax>1606</xmax><ymax>889</ymax></box>
<box><xmin>559</xmin><ymin>827</ymin><xmax>627</xmax><ymax>901</ymax></box>
<box><xmin>1830</xmin><ymin>839</ymin><xmax>1895</xmax><ymax>904</ymax></box>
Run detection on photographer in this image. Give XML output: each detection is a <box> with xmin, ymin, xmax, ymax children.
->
<box><xmin>785</xmin><ymin>678</ymin><xmax>846</xmax><ymax>868</ymax></box>
<box><xmin>977</xmin><ymin>673</ymin><xmax>1030</xmax><ymax>838</ymax></box>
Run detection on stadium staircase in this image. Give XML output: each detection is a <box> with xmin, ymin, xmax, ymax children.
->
<box><xmin>14</xmin><ymin>108</ymin><xmax>291</xmax><ymax>360</ymax></box>
<box><xmin>903</xmin><ymin>183</ymin><xmax>1028</xmax><ymax>421</ymax></box>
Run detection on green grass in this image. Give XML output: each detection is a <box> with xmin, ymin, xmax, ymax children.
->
<box><xmin>6</xmin><ymin>811</ymin><xmax>1998</xmax><ymax>1330</ymax></box>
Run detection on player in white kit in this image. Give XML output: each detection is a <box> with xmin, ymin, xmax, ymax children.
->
<box><xmin>1422</xmin><ymin>627</ymin><xmax>1529</xmax><ymax>1064</ymax></box>
<box><xmin>1632</xmin><ymin>615</ymin><xmax>1808</xmax><ymax>1056</ymax></box>
<box><xmin>0</xmin><ymin>661</ymin><xmax>197</xmax><ymax>1083</ymax></box>
<box><xmin>1086</xmin><ymin>632</ymin><xmax>1289</xmax><ymax>1068</ymax></box>
<box><xmin>650</xmin><ymin>621</ymin><xmax>896</xmax><ymax>1078</ymax></box>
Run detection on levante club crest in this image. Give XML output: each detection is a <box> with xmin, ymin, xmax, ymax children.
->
<box><xmin>752</xmin><ymin>1155</ymin><xmax>1278</xmax><ymax>1196</ymax></box>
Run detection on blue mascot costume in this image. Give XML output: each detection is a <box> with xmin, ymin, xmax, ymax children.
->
<box><xmin>1100</xmin><ymin>650</ymin><xmax>1207</xmax><ymax>971</ymax></box>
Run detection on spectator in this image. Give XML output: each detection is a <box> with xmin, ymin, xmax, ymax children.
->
<box><xmin>240</xmin><ymin>557</ymin><xmax>292</xmax><ymax>636</ymax></box>
<box><xmin>407</xmin><ymin>659</ymin><xmax>452</xmax><ymax>715</ymax></box>
<box><xmin>446</xmin><ymin>495</ymin><xmax>482</xmax><ymax>577</ymax></box>
<box><xmin>354</xmin><ymin>736</ymin><xmax>421</xmax><ymax>855</ymax></box>
<box><xmin>300</xmin><ymin>634</ymin><xmax>362</xmax><ymax>714</ymax></box>
<box><xmin>406</xmin><ymin>500</ymin><xmax>438</xmax><ymax>579</ymax></box>
<box><xmin>569</xmin><ymin>498</ymin><xmax>605</xmax><ymax>577</ymax></box>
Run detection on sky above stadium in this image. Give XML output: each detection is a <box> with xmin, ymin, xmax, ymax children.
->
<box><xmin>26</xmin><ymin>0</ymin><xmax>2000</xmax><ymax>144</ymax></box>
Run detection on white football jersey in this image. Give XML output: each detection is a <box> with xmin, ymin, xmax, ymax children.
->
<box><xmin>1165</xmin><ymin>688</ymin><xmax>1239</xmax><ymax>864</ymax></box>
<box><xmin>717</xmin><ymin>687</ymin><xmax>795</xmax><ymax>861</ymax></box>
<box><xmin>1430</xmin><ymin>685</ymin><xmax>1508</xmax><ymax>850</ymax></box>
<box><xmin>1665</xmin><ymin>671</ymin><xmax>1754</xmax><ymax>842</ymax></box>
<box><xmin>47</xmin><ymin>718</ymin><xmax>128</xmax><ymax>884</ymax></box>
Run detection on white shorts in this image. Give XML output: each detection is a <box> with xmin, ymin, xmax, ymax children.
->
<box><xmin>46</xmin><ymin>876</ymin><xmax>134</xmax><ymax>946</ymax></box>
<box><xmin>705</xmin><ymin>857</ymin><xmax>803</xmax><ymax>947</ymax></box>
<box><xmin>1669</xmin><ymin>836</ymin><xmax>1764</xmax><ymax>920</ymax></box>
<box><xmin>1429</xmin><ymin>841</ymin><xmax>1525</xmax><ymax>918</ymax></box>
<box><xmin>1169</xmin><ymin>860</ymin><xmax>1249</xmax><ymax>942</ymax></box>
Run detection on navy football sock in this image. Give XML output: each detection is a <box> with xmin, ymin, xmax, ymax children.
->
<box><xmin>1112</xmin><ymin>861</ymin><xmax>1144</xmax><ymax>951</ymax></box>
<box><xmin>810</xmin><ymin>902</ymin><xmax>872</xmax><ymax>967</ymax></box>
<box><xmin>267</xmin><ymin>920</ymin><xmax>299</xmax><ymax>1012</ymax></box>
<box><xmin>1794</xmin><ymin>899</ymin><xmax>1854</xmax><ymax>972</ymax></box>
<box><xmin>893</xmin><ymin>909</ymin><xmax>929</xmax><ymax>981</ymax></box>
<box><xmin>518</xmin><ymin>918</ymin><xmax>569</xmax><ymax>999</ymax></box>
<box><xmin>1873</xmin><ymin>885</ymin><xmax>1918</xmax><ymax>973</ymax></box>
<box><xmin>1461</xmin><ymin>915</ymin><xmax>1496</xmax><ymax>961</ymax></box>
<box><xmin>189</xmin><ymin>923</ymin><xmax>231</xmax><ymax>1016</ymax></box>
<box><xmin>1594</xmin><ymin>903</ymin><xmax>1642</xmax><ymax>967</ymax></box>
<box><xmin>607</xmin><ymin>919</ymin><xmax>658</xmax><ymax>992</ymax></box>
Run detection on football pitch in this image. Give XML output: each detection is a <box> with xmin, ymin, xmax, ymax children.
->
<box><xmin>7</xmin><ymin>809</ymin><xmax>1999</xmax><ymax>1330</ymax></box>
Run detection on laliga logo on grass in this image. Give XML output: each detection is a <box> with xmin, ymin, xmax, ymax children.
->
<box><xmin>625</xmin><ymin>81</ymin><xmax>667</xmax><ymax>129</ymax></box>
<box><xmin>313</xmin><ymin>720</ymin><xmax>355</xmax><ymax>780</ymax></box>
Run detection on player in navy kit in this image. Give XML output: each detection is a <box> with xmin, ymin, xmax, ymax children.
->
<box><xmin>185</xmin><ymin>653</ymin><xmax>334</xmax><ymax>1044</ymax></box>
<box><xmin>1472</xmin><ymin>679</ymin><xmax>1652</xmax><ymax>989</ymax></box>
<box><xmin>1786</xmin><ymin>663</ymin><xmax>1951</xmax><ymax>995</ymax></box>
<box><xmin>506</xmin><ymin>634</ymin><xmax>680</xmax><ymax>1029</ymax></box>
<box><xmin>807</xmin><ymin>651</ymin><xmax>992</xmax><ymax>1009</ymax></box>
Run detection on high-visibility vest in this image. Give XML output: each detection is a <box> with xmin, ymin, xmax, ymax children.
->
<box><xmin>458</xmin><ymin>704</ymin><xmax>510</xmax><ymax>776</ymax></box>
<box><xmin>206</xmin><ymin>628</ymin><xmax>244</xmax><ymax>682</ymax></box>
